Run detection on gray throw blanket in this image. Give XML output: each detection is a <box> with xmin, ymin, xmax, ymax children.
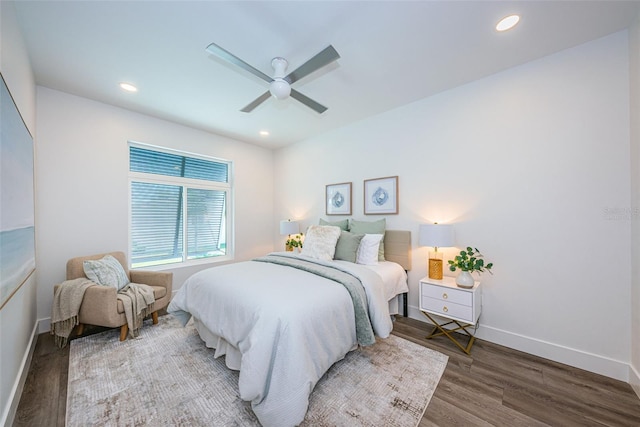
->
<box><xmin>253</xmin><ymin>254</ymin><xmax>376</xmax><ymax>346</ymax></box>
<box><xmin>50</xmin><ymin>278</ymin><xmax>95</xmax><ymax>348</ymax></box>
<box><xmin>117</xmin><ymin>283</ymin><xmax>155</xmax><ymax>339</ymax></box>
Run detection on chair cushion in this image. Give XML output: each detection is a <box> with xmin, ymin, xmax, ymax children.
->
<box><xmin>116</xmin><ymin>285</ymin><xmax>167</xmax><ymax>314</ymax></box>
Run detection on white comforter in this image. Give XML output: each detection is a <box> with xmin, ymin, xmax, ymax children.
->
<box><xmin>167</xmin><ymin>253</ymin><xmax>406</xmax><ymax>427</ymax></box>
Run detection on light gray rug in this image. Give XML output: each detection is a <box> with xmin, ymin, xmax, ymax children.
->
<box><xmin>67</xmin><ymin>315</ymin><xmax>448</xmax><ymax>427</ymax></box>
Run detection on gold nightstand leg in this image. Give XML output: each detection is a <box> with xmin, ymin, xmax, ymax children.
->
<box><xmin>421</xmin><ymin>311</ymin><xmax>477</xmax><ymax>355</ymax></box>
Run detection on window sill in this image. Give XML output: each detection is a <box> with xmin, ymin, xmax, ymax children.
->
<box><xmin>130</xmin><ymin>254</ymin><xmax>234</xmax><ymax>272</ymax></box>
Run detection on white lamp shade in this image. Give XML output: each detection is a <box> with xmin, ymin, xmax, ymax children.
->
<box><xmin>280</xmin><ymin>220</ymin><xmax>299</xmax><ymax>235</ymax></box>
<box><xmin>419</xmin><ymin>224</ymin><xmax>454</xmax><ymax>248</ymax></box>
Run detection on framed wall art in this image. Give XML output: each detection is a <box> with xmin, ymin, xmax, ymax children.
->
<box><xmin>326</xmin><ymin>182</ymin><xmax>352</xmax><ymax>215</ymax></box>
<box><xmin>1</xmin><ymin>74</ymin><xmax>36</xmax><ymax>310</ymax></box>
<box><xmin>364</xmin><ymin>176</ymin><xmax>398</xmax><ymax>215</ymax></box>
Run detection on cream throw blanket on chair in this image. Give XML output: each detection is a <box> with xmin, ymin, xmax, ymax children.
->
<box><xmin>51</xmin><ymin>280</ymin><xmax>155</xmax><ymax>346</ymax></box>
<box><xmin>51</xmin><ymin>278</ymin><xmax>95</xmax><ymax>348</ymax></box>
<box><xmin>117</xmin><ymin>282</ymin><xmax>155</xmax><ymax>339</ymax></box>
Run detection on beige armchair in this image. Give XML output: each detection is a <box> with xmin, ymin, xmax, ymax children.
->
<box><xmin>57</xmin><ymin>251</ymin><xmax>173</xmax><ymax>341</ymax></box>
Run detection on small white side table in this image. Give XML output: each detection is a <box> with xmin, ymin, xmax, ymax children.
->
<box><xmin>418</xmin><ymin>276</ymin><xmax>482</xmax><ymax>355</ymax></box>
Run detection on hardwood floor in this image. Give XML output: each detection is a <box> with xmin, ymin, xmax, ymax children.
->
<box><xmin>393</xmin><ymin>317</ymin><xmax>640</xmax><ymax>427</ymax></box>
<box><xmin>14</xmin><ymin>316</ymin><xmax>640</xmax><ymax>426</ymax></box>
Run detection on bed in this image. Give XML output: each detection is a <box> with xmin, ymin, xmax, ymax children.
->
<box><xmin>167</xmin><ymin>228</ymin><xmax>411</xmax><ymax>427</ymax></box>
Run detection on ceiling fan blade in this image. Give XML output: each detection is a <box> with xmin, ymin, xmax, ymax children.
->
<box><xmin>290</xmin><ymin>89</ymin><xmax>328</xmax><ymax>114</ymax></box>
<box><xmin>240</xmin><ymin>91</ymin><xmax>271</xmax><ymax>113</ymax></box>
<box><xmin>285</xmin><ymin>45</ymin><xmax>340</xmax><ymax>85</ymax></box>
<box><xmin>206</xmin><ymin>43</ymin><xmax>273</xmax><ymax>83</ymax></box>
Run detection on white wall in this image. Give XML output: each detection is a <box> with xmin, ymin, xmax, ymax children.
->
<box><xmin>275</xmin><ymin>31</ymin><xmax>633</xmax><ymax>380</ymax></box>
<box><xmin>0</xmin><ymin>2</ymin><xmax>38</xmax><ymax>426</ymax></box>
<box><xmin>629</xmin><ymin>15</ymin><xmax>640</xmax><ymax>397</ymax></box>
<box><xmin>35</xmin><ymin>88</ymin><xmax>275</xmax><ymax>329</ymax></box>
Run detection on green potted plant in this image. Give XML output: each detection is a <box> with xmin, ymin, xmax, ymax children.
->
<box><xmin>448</xmin><ymin>247</ymin><xmax>493</xmax><ymax>288</ymax></box>
<box><xmin>286</xmin><ymin>233</ymin><xmax>304</xmax><ymax>252</ymax></box>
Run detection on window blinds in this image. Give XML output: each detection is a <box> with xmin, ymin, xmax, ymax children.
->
<box><xmin>129</xmin><ymin>145</ymin><xmax>229</xmax><ymax>267</ymax></box>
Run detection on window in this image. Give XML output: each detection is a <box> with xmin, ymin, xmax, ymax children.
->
<box><xmin>129</xmin><ymin>143</ymin><xmax>232</xmax><ymax>268</ymax></box>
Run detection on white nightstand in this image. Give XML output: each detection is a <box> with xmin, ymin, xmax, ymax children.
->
<box><xmin>419</xmin><ymin>276</ymin><xmax>482</xmax><ymax>355</ymax></box>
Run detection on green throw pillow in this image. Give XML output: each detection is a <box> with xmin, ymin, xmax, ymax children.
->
<box><xmin>333</xmin><ymin>231</ymin><xmax>365</xmax><ymax>263</ymax></box>
<box><xmin>350</xmin><ymin>218</ymin><xmax>386</xmax><ymax>261</ymax></box>
<box><xmin>319</xmin><ymin>218</ymin><xmax>349</xmax><ymax>231</ymax></box>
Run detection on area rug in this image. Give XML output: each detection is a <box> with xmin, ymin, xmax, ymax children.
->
<box><xmin>67</xmin><ymin>315</ymin><xmax>448</xmax><ymax>427</ymax></box>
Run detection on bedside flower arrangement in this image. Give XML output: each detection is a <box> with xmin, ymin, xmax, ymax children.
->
<box><xmin>448</xmin><ymin>247</ymin><xmax>493</xmax><ymax>288</ymax></box>
<box><xmin>286</xmin><ymin>233</ymin><xmax>304</xmax><ymax>251</ymax></box>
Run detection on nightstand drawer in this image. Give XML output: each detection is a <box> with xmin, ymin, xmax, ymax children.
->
<box><xmin>421</xmin><ymin>296</ymin><xmax>474</xmax><ymax>323</ymax></box>
<box><xmin>421</xmin><ymin>282</ymin><xmax>472</xmax><ymax>306</ymax></box>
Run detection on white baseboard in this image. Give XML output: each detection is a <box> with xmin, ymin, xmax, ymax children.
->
<box><xmin>406</xmin><ymin>305</ymin><xmax>630</xmax><ymax>382</ymax></box>
<box><xmin>476</xmin><ymin>324</ymin><xmax>629</xmax><ymax>381</ymax></box>
<box><xmin>630</xmin><ymin>363</ymin><xmax>640</xmax><ymax>399</ymax></box>
<box><xmin>38</xmin><ymin>317</ymin><xmax>51</xmax><ymax>335</ymax></box>
<box><xmin>1</xmin><ymin>320</ymin><xmax>39</xmax><ymax>427</ymax></box>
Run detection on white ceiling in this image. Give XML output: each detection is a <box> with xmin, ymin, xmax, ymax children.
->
<box><xmin>12</xmin><ymin>1</ymin><xmax>640</xmax><ymax>149</ymax></box>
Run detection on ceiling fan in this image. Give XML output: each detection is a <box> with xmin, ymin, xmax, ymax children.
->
<box><xmin>205</xmin><ymin>43</ymin><xmax>340</xmax><ymax>114</ymax></box>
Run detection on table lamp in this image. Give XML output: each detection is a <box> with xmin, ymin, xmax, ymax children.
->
<box><xmin>280</xmin><ymin>219</ymin><xmax>300</xmax><ymax>250</ymax></box>
<box><xmin>419</xmin><ymin>223</ymin><xmax>454</xmax><ymax>280</ymax></box>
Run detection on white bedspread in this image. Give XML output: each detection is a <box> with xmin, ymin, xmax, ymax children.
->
<box><xmin>167</xmin><ymin>253</ymin><xmax>405</xmax><ymax>427</ymax></box>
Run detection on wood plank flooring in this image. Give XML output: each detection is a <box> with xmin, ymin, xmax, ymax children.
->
<box><xmin>13</xmin><ymin>316</ymin><xmax>640</xmax><ymax>426</ymax></box>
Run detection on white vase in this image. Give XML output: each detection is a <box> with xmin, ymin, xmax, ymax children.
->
<box><xmin>456</xmin><ymin>271</ymin><xmax>475</xmax><ymax>288</ymax></box>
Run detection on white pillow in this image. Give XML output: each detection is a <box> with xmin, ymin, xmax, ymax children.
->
<box><xmin>300</xmin><ymin>225</ymin><xmax>342</xmax><ymax>261</ymax></box>
<box><xmin>356</xmin><ymin>234</ymin><xmax>384</xmax><ymax>265</ymax></box>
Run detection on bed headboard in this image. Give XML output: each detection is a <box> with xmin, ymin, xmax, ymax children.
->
<box><xmin>383</xmin><ymin>230</ymin><xmax>411</xmax><ymax>270</ymax></box>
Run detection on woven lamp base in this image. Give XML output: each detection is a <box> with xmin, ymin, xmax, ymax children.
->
<box><xmin>428</xmin><ymin>258</ymin><xmax>443</xmax><ymax>280</ymax></box>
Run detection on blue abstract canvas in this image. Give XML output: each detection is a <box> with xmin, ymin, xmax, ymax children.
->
<box><xmin>1</xmin><ymin>75</ymin><xmax>35</xmax><ymax>309</ymax></box>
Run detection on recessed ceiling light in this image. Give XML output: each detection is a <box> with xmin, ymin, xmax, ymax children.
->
<box><xmin>496</xmin><ymin>14</ymin><xmax>520</xmax><ymax>32</ymax></box>
<box><xmin>119</xmin><ymin>82</ymin><xmax>138</xmax><ymax>92</ymax></box>
<box><xmin>259</xmin><ymin>130</ymin><xmax>270</xmax><ymax>137</ymax></box>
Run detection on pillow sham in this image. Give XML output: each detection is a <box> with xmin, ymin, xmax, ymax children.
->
<box><xmin>333</xmin><ymin>231</ymin><xmax>365</xmax><ymax>263</ymax></box>
<box><xmin>319</xmin><ymin>218</ymin><xmax>349</xmax><ymax>231</ymax></box>
<box><xmin>300</xmin><ymin>225</ymin><xmax>342</xmax><ymax>261</ymax></box>
<box><xmin>350</xmin><ymin>218</ymin><xmax>386</xmax><ymax>261</ymax></box>
<box><xmin>83</xmin><ymin>255</ymin><xmax>130</xmax><ymax>290</ymax></box>
<box><xmin>356</xmin><ymin>234</ymin><xmax>384</xmax><ymax>265</ymax></box>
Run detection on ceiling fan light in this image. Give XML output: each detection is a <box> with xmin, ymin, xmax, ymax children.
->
<box><xmin>269</xmin><ymin>78</ymin><xmax>291</xmax><ymax>99</ymax></box>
